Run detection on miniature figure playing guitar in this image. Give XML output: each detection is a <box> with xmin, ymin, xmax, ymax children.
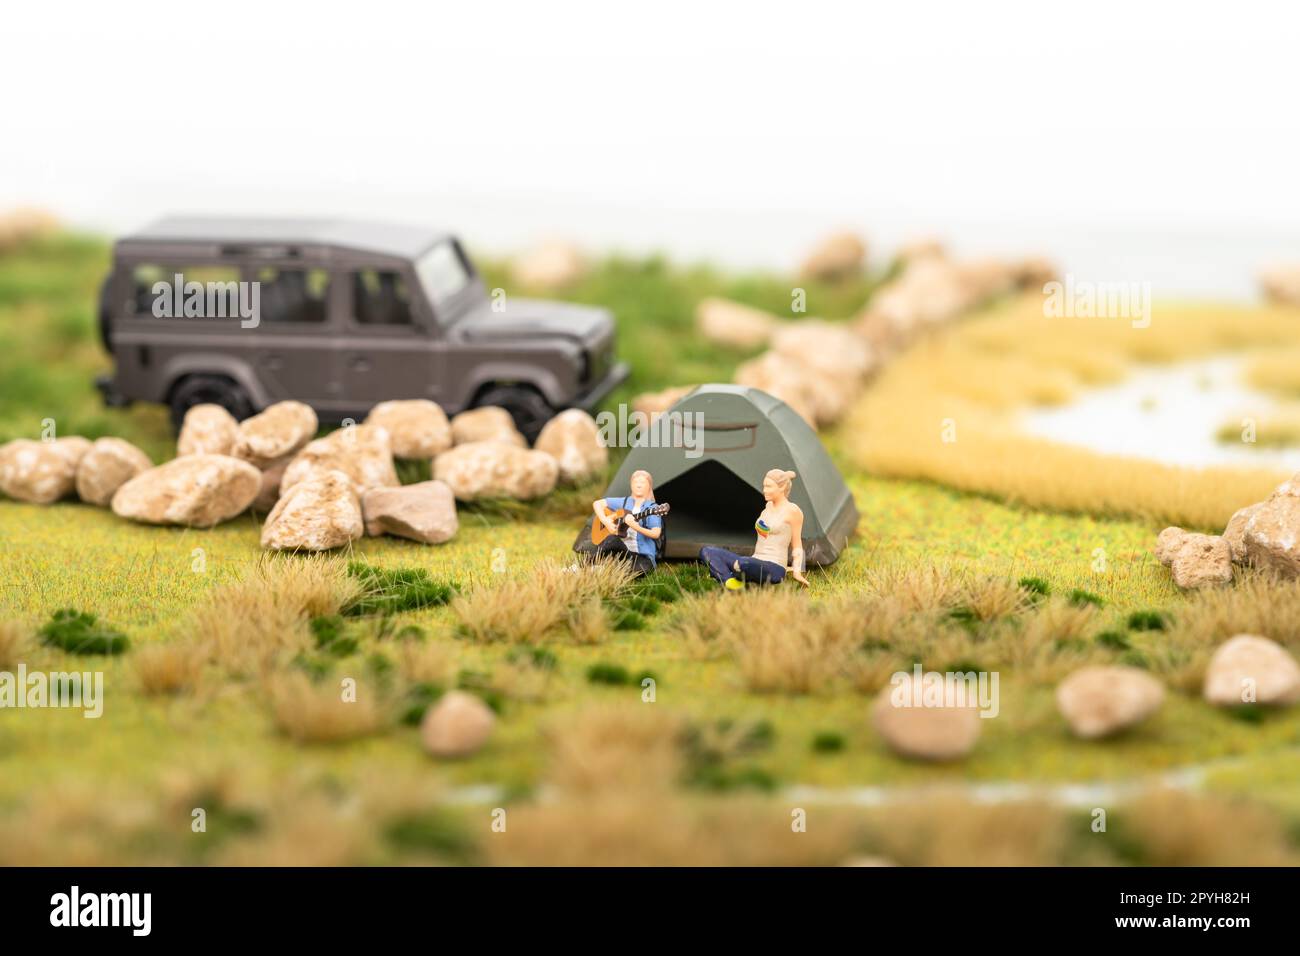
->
<box><xmin>591</xmin><ymin>469</ymin><xmax>668</xmax><ymax>577</ymax></box>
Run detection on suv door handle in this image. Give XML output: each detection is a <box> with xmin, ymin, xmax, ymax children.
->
<box><xmin>349</xmin><ymin>356</ymin><xmax>372</xmax><ymax>372</ymax></box>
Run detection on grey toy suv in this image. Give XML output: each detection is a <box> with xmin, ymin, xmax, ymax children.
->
<box><xmin>95</xmin><ymin>217</ymin><xmax>628</xmax><ymax>437</ymax></box>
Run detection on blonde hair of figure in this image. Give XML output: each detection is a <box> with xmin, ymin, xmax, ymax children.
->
<box><xmin>764</xmin><ymin>469</ymin><xmax>796</xmax><ymax>496</ymax></box>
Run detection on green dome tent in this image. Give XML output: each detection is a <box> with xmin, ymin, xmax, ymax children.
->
<box><xmin>574</xmin><ymin>384</ymin><xmax>859</xmax><ymax>566</ymax></box>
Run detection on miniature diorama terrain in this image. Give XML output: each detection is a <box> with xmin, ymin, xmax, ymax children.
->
<box><xmin>2</xmin><ymin>219</ymin><xmax>1300</xmax><ymax>866</ymax></box>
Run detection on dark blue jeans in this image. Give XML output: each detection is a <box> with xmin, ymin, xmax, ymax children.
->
<box><xmin>699</xmin><ymin>546</ymin><xmax>786</xmax><ymax>586</ymax></box>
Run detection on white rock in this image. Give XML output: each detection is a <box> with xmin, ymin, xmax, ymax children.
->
<box><xmin>233</xmin><ymin>401</ymin><xmax>317</xmax><ymax>469</ymax></box>
<box><xmin>871</xmin><ymin>675</ymin><xmax>981</xmax><ymax>761</ymax></box>
<box><xmin>261</xmin><ymin>469</ymin><xmax>363</xmax><ymax>551</ymax></box>
<box><xmin>177</xmin><ymin>403</ymin><xmax>240</xmax><ymax>457</ymax></box>
<box><xmin>1170</xmin><ymin>534</ymin><xmax>1233</xmax><ymax>590</ymax></box>
<box><xmin>1242</xmin><ymin>475</ymin><xmax>1300</xmax><ymax>578</ymax></box>
<box><xmin>420</xmin><ymin>691</ymin><xmax>495</xmax><ymax>758</ymax></box>
<box><xmin>533</xmin><ymin>409</ymin><xmax>608</xmax><ymax>484</ymax></box>
<box><xmin>450</xmin><ymin>406</ymin><xmax>526</xmax><ymax>447</ymax></box>
<box><xmin>1056</xmin><ymin>666</ymin><xmax>1164</xmax><ymax>738</ymax></box>
<box><xmin>0</xmin><ymin>437</ymin><xmax>90</xmax><ymax>504</ymax></box>
<box><xmin>770</xmin><ymin>319</ymin><xmax>875</xmax><ymax>381</ymax></box>
<box><xmin>1223</xmin><ymin>503</ymin><xmax>1265</xmax><ymax>563</ymax></box>
<box><xmin>799</xmin><ymin>231</ymin><xmax>867</xmax><ymax>280</ymax></box>
<box><xmin>364</xmin><ymin>399</ymin><xmax>452</xmax><ymax>459</ymax></box>
<box><xmin>362</xmin><ymin>480</ymin><xmax>458</xmax><ymax>544</ymax></box>
<box><xmin>1203</xmin><ymin>634</ymin><xmax>1300</xmax><ymax>707</ymax></box>
<box><xmin>74</xmin><ymin>437</ymin><xmax>152</xmax><ymax>506</ymax></box>
<box><xmin>695</xmin><ymin>297</ymin><xmax>777</xmax><ymax>350</ymax></box>
<box><xmin>734</xmin><ymin>350</ymin><xmax>840</xmax><ymax>426</ymax></box>
<box><xmin>280</xmin><ymin>423</ymin><xmax>399</xmax><ymax>497</ymax></box>
<box><xmin>111</xmin><ymin>454</ymin><xmax>261</xmax><ymax>527</ymax></box>
<box><xmin>433</xmin><ymin>441</ymin><xmax>558</xmax><ymax>501</ymax></box>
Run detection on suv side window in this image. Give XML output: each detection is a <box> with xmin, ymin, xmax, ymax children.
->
<box><xmin>352</xmin><ymin>269</ymin><xmax>413</xmax><ymax>326</ymax></box>
<box><xmin>129</xmin><ymin>263</ymin><xmax>241</xmax><ymax>317</ymax></box>
<box><xmin>256</xmin><ymin>267</ymin><xmax>331</xmax><ymax>324</ymax></box>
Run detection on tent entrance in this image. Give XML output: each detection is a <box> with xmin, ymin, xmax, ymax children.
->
<box><xmin>655</xmin><ymin>458</ymin><xmax>765</xmax><ymax>559</ymax></box>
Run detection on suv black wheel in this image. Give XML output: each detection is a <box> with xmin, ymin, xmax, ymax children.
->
<box><xmin>473</xmin><ymin>384</ymin><xmax>555</xmax><ymax>441</ymax></box>
<box><xmin>168</xmin><ymin>375</ymin><xmax>255</xmax><ymax>432</ymax></box>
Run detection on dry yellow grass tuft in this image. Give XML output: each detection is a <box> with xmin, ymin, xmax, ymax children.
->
<box><xmin>861</xmin><ymin>563</ymin><xmax>965</xmax><ymax>613</ymax></box>
<box><xmin>1241</xmin><ymin>346</ymin><xmax>1300</xmax><ymax>396</ymax></box>
<box><xmin>544</xmin><ymin>703</ymin><xmax>686</xmax><ymax>796</ymax></box>
<box><xmin>1117</xmin><ymin>789</ymin><xmax>1299</xmax><ymax>866</ymax></box>
<box><xmin>186</xmin><ymin>555</ymin><xmax>360</xmax><ymax>676</ymax></box>
<box><xmin>395</xmin><ymin>639</ymin><xmax>456</xmax><ymax>687</ymax></box>
<box><xmin>847</xmin><ymin>296</ymin><xmax>1293</xmax><ymax>529</ymax></box>
<box><xmin>1148</xmin><ymin>570</ymin><xmax>1300</xmax><ymax>690</ymax></box>
<box><xmin>565</xmin><ymin>595</ymin><xmax>611</xmax><ymax>645</ymax></box>
<box><xmin>264</xmin><ymin>671</ymin><xmax>386</xmax><ymax>744</ymax></box>
<box><xmin>0</xmin><ymin>620</ymin><xmax>30</xmax><ymax>670</ymax></box>
<box><xmin>451</xmin><ymin>558</ymin><xmax>632</xmax><ymax>644</ymax></box>
<box><xmin>485</xmin><ymin>792</ymin><xmax>866</xmax><ymax>867</ymax></box>
<box><xmin>864</xmin><ymin>797</ymin><xmax>1073</xmax><ymax>866</ymax></box>
<box><xmin>672</xmin><ymin>570</ymin><xmax>1096</xmax><ymax>693</ymax></box>
<box><xmin>489</xmin><ymin>703</ymin><xmax>866</xmax><ymax>865</ymax></box>
<box><xmin>133</xmin><ymin>641</ymin><xmax>207</xmax><ymax>696</ymax></box>
<box><xmin>721</xmin><ymin>592</ymin><xmax>860</xmax><ymax>694</ymax></box>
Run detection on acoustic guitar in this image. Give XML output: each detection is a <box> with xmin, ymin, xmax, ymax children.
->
<box><xmin>591</xmin><ymin>502</ymin><xmax>671</xmax><ymax>546</ymax></box>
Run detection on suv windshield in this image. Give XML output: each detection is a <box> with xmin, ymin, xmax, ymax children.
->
<box><xmin>416</xmin><ymin>241</ymin><xmax>472</xmax><ymax>318</ymax></box>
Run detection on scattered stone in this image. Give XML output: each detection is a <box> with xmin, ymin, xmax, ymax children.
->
<box><xmin>533</xmin><ymin>408</ymin><xmax>608</xmax><ymax>484</ymax></box>
<box><xmin>631</xmin><ymin>385</ymin><xmax>695</xmax><ymax>422</ymax></box>
<box><xmin>433</xmin><ymin>441</ymin><xmax>558</xmax><ymax>501</ymax></box>
<box><xmin>1055</xmin><ymin>666</ymin><xmax>1164</xmax><ymax>738</ymax></box>
<box><xmin>1223</xmin><ymin>502</ymin><xmax>1265</xmax><ymax>563</ymax></box>
<box><xmin>74</xmin><ymin>437</ymin><xmax>152</xmax><ymax>506</ymax></box>
<box><xmin>420</xmin><ymin>690</ymin><xmax>495</xmax><ymax>758</ymax></box>
<box><xmin>261</xmin><ymin>469</ymin><xmax>363</xmax><ymax>551</ymax></box>
<box><xmin>1154</xmin><ymin>526</ymin><xmax>1189</xmax><ymax>565</ymax></box>
<box><xmin>1154</xmin><ymin>527</ymin><xmax>1233</xmax><ymax>589</ymax></box>
<box><xmin>695</xmin><ymin>297</ymin><xmax>777</xmax><ymax>350</ymax></box>
<box><xmin>799</xmin><ymin>231</ymin><xmax>867</xmax><ymax>281</ymax></box>
<box><xmin>511</xmin><ymin>240</ymin><xmax>586</xmax><ymax>290</ymax></box>
<box><xmin>280</xmin><ymin>424</ymin><xmax>399</xmax><ymax>496</ymax></box>
<box><xmin>0</xmin><ymin>437</ymin><xmax>90</xmax><ymax>504</ymax></box>
<box><xmin>871</xmin><ymin>676</ymin><xmax>981</xmax><ymax>761</ymax></box>
<box><xmin>1242</xmin><ymin>475</ymin><xmax>1300</xmax><ymax>578</ymax></box>
<box><xmin>364</xmin><ymin>399</ymin><xmax>453</xmax><ymax>459</ymax></box>
<box><xmin>1258</xmin><ymin>264</ymin><xmax>1300</xmax><ymax>306</ymax></box>
<box><xmin>177</xmin><ymin>403</ymin><xmax>240</xmax><ymax>457</ymax></box>
<box><xmin>733</xmin><ymin>351</ymin><xmax>811</xmax><ymax>426</ymax></box>
<box><xmin>450</xmin><ymin>406</ymin><xmax>526</xmax><ymax>447</ymax></box>
<box><xmin>855</xmin><ymin>257</ymin><xmax>970</xmax><ymax>348</ymax></box>
<box><xmin>770</xmin><ymin>319</ymin><xmax>875</xmax><ymax>381</ymax></box>
<box><xmin>1170</xmin><ymin>534</ymin><xmax>1233</xmax><ymax>590</ymax></box>
<box><xmin>362</xmin><ymin>480</ymin><xmax>458</xmax><ymax>544</ymax></box>
<box><xmin>953</xmin><ymin>257</ymin><xmax>1016</xmax><ymax>302</ymax></box>
<box><xmin>894</xmin><ymin>237</ymin><xmax>947</xmax><ymax>267</ymax></box>
<box><xmin>232</xmin><ymin>400</ymin><xmax>317</xmax><ymax>468</ymax></box>
<box><xmin>1203</xmin><ymin>634</ymin><xmax>1300</xmax><ymax>707</ymax></box>
<box><xmin>111</xmin><ymin>454</ymin><xmax>261</xmax><ymax>527</ymax></box>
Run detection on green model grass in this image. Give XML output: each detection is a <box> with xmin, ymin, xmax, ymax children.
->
<box><xmin>1</xmin><ymin>235</ymin><xmax>1298</xmax><ymax>864</ymax></box>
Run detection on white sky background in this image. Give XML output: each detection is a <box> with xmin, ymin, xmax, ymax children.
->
<box><xmin>3</xmin><ymin>0</ymin><xmax>1298</xmax><ymax>297</ymax></box>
